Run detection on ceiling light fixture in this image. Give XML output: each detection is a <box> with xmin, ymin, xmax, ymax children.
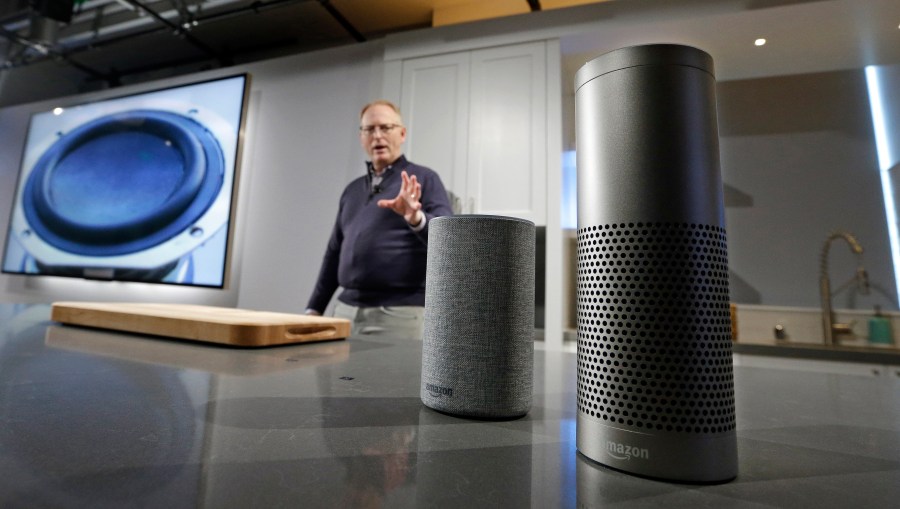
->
<box><xmin>754</xmin><ymin>38</ymin><xmax>766</xmax><ymax>46</ymax></box>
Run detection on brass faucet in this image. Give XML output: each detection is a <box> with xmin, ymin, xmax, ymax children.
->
<box><xmin>819</xmin><ymin>232</ymin><xmax>869</xmax><ymax>346</ymax></box>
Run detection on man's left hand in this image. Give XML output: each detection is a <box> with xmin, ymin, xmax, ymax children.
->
<box><xmin>377</xmin><ymin>170</ymin><xmax>424</xmax><ymax>226</ymax></box>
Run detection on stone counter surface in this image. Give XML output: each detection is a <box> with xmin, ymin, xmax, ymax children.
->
<box><xmin>1</xmin><ymin>303</ymin><xmax>899</xmax><ymax>508</ymax></box>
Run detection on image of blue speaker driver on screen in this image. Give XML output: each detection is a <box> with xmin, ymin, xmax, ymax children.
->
<box><xmin>2</xmin><ymin>75</ymin><xmax>247</xmax><ymax>288</ymax></box>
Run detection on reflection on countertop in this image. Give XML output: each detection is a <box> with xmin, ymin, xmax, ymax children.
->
<box><xmin>44</xmin><ymin>323</ymin><xmax>351</xmax><ymax>376</ymax></box>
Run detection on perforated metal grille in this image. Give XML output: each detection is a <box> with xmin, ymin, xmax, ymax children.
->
<box><xmin>576</xmin><ymin>221</ymin><xmax>736</xmax><ymax>434</ymax></box>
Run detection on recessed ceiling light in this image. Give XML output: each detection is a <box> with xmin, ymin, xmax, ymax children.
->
<box><xmin>755</xmin><ymin>38</ymin><xmax>767</xmax><ymax>46</ymax></box>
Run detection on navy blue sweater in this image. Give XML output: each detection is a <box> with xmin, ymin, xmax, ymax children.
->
<box><xmin>306</xmin><ymin>156</ymin><xmax>453</xmax><ymax>312</ymax></box>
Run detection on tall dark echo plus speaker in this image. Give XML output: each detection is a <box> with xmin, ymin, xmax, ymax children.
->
<box><xmin>421</xmin><ymin>215</ymin><xmax>535</xmax><ymax>419</ymax></box>
<box><xmin>574</xmin><ymin>44</ymin><xmax>738</xmax><ymax>483</ymax></box>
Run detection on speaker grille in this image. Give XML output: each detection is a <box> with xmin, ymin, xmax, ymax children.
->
<box><xmin>576</xmin><ymin>221</ymin><xmax>736</xmax><ymax>434</ymax></box>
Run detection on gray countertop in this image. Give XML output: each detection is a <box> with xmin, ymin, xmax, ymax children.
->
<box><xmin>1</xmin><ymin>303</ymin><xmax>899</xmax><ymax>508</ymax></box>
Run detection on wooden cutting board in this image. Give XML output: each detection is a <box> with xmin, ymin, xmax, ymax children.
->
<box><xmin>51</xmin><ymin>301</ymin><xmax>350</xmax><ymax>347</ymax></box>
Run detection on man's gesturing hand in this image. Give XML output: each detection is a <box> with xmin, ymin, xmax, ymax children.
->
<box><xmin>377</xmin><ymin>170</ymin><xmax>424</xmax><ymax>226</ymax></box>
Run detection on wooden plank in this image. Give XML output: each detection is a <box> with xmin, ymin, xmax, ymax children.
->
<box><xmin>51</xmin><ymin>301</ymin><xmax>350</xmax><ymax>347</ymax></box>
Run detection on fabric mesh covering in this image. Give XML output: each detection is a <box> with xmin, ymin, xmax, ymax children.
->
<box><xmin>421</xmin><ymin>215</ymin><xmax>535</xmax><ymax>419</ymax></box>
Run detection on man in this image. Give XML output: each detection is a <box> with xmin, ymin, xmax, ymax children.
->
<box><xmin>305</xmin><ymin>100</ymin><xmax>453</xmax><ymax>338</ymax></box>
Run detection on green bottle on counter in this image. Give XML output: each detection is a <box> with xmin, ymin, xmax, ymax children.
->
<box><xmin>868</xmin><ymin>305</ymin><xmax>894</xmax><ymax>345</ymax></box>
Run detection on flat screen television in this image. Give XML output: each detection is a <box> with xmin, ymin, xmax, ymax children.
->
<box><xmin>2</xmin><ymin>73</ymin><xmax>250</xmax><ymax>288</ymax></box>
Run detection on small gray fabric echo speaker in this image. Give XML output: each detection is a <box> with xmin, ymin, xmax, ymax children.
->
<box><xmin>574</xmin><ymin>44</ymin><xmax>738</xmax><ymax>482</ymax></box>
<box><xmin>421</xmin><ymin>215</ymin><xmax>535</xmax><ymax>419</ymax></box>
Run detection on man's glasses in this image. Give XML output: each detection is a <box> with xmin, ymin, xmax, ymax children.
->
<box><xmin>360</xmin><ymin>124</ymin><xmax>402</xmax><ymax>136</ymax></box>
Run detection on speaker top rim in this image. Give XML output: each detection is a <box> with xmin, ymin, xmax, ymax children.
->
<box><xmin>574</xmin><ymin>43</ymin><xmax>714</xmax><ymax>93</ymax></box>
<box><xmin>433</xmin><ymin>214</ymin><xmax>535</xmax><ymax>227</ymax></box>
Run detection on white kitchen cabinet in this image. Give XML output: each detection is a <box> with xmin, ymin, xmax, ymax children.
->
<box><xmin>398</xmin><ymin>52</ymin><xmax>470</xmax><ymax>212</ymax></box>
<box><xmin>398</xmin><ymin>40</ymin><xmax>550</xmax><ymax>224</ymax></box>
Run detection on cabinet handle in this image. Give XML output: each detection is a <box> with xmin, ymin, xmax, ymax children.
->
<box><xmin>468</xmin><ymin>197</ymin><xmax>475</xmax><ymax>214</ymax></box>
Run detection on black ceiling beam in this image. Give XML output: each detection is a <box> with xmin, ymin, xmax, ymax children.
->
<box><xmin>204</xmin><ymin>0</ymin><xmax>304</xmax><ymax>23</ymax></box>
<box><xmin>53</xmin><ymin>0</ymin><xmax>305</xmax><ymax>58</ymax></box>
<box><xmin>30</xmin><ymin>0</ymin><xmax>76</xmax><ymax>23</ymax></box>
<box><xmin>1</xmin><ymin>0</ymin><xmax>317</xmax><ymax>84</ymax></box>
<box><xmin>527</xmin><ymin>0</ymin><xmax>542</xmax><ymax>11</ymax></box>
<box><xmin>122</xmin><ymin>0</ymin><xmax>232</xmax><ymax>66</ymax></box>
<box><xmin>318</xmin><ymin>0</ymin><xmax>365</xmax><ymax>43</ymax></box>
<box><xmin>0</xmin><ymin>25</ymin><xmax>113</xmax><ymax>83</ymax></box>
<box><xmin>3</xmin><ymin>0</ymin><xmax>367</xmax><ymax>84</ymax></box>
<box><xmin>89</xmin><ymin>33</ymin><xmax>317</xmax><ymax>83</ymax></box>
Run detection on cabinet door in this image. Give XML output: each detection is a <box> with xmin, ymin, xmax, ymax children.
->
<box><xmin>400</xmin><ymin>52</ymin><xmax>470</xmax><ymax>213</ymax></box>
<box><xmin>467</xmin><ymin>41</ymin><xmax>547</xmax><ymax>223</ymax></box>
